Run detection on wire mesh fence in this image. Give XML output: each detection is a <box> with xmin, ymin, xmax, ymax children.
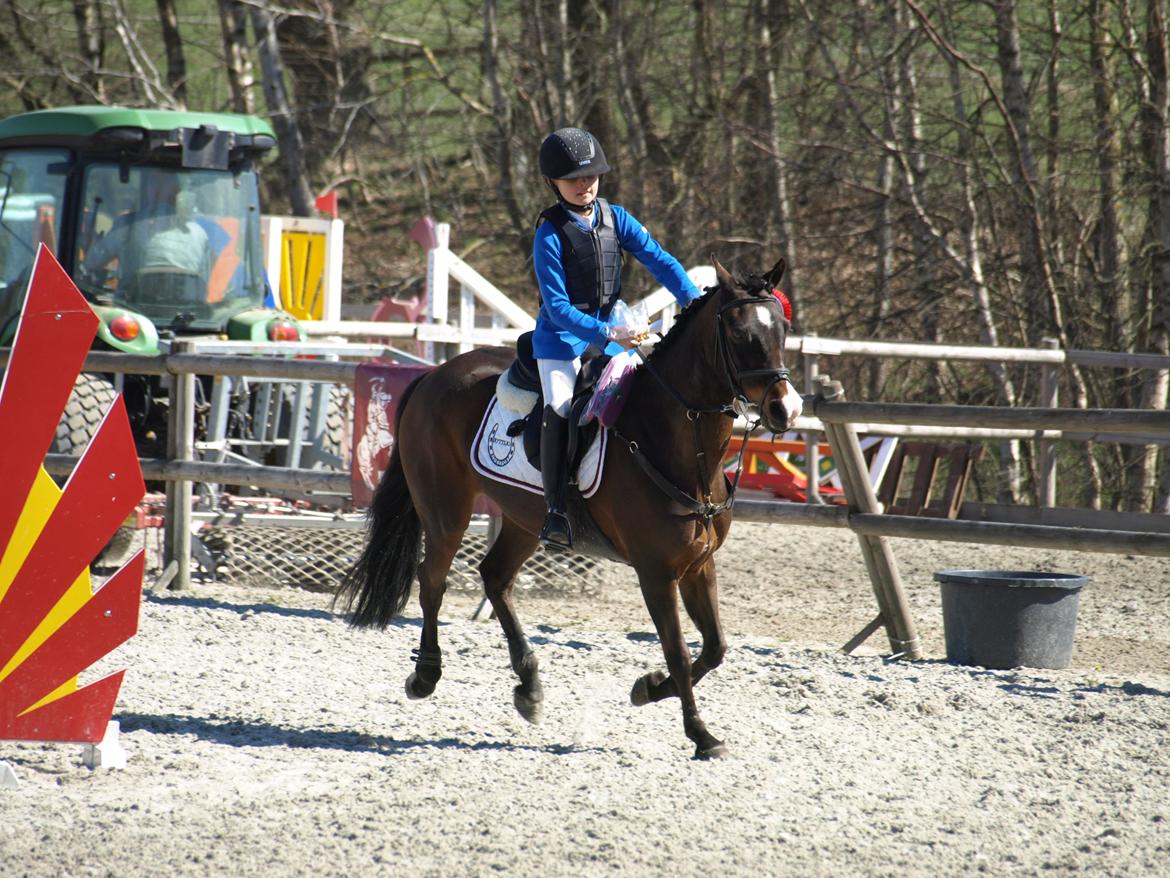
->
<box><xmin>191</xmin><ymin>516</ymin><xmax>627</xmax><ymax>595</ymax></box>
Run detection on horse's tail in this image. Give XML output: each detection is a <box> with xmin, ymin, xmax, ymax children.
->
<box><xmin>335</xmin><ymin>375</ymin><xmax>425</xmax><ymax>628</ymax></box>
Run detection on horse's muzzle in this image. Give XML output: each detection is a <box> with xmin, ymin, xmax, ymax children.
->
<box><xmin>762</xmin><ymin>380</ymin><xmax>803</xmax><ymax>433</ymax></box>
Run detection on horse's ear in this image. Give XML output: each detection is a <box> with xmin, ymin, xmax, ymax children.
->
<box><xmin>712</xmin><ymin>256</ymin><xmax>736</xmax><ymax>290</ymax></box>
<box><xmin>765</xmin><ymin>257</ymin><xmax>787</xmax><ymax>288</ymax></box>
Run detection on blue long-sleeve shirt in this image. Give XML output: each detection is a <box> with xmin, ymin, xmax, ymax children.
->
<box><xmin>532</xmin><ymin>203</ymin><xmax>701</xmax><ymax>359</ymax></box>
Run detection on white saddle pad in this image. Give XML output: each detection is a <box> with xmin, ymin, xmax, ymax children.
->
<box><xmin>471</xmin><ymin>396</ymin><xmax>607</xmax><ymax>498</ymax></box>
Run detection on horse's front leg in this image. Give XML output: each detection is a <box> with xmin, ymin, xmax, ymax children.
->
<box><xmin>632</xmin><ymin>565</ymin><xmax>727</xmax><ymax>759</ymax></box>
<box><xmin>478</xmin><ymin>517</ymin><xmax>543</xmax><ymax>722</ymax></box>
<box><xmin>679</xmin><ymin>557</ymin><xmax>726</xmax><ymax>685</ymax></box>
<box><xmin>630</xmin><ymin>557</ymin><xmax>726</xmax><ymax>700</ymax></box>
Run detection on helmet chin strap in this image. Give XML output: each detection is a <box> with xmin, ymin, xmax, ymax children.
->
<box><xmin>545</xmin><ymin>177</ymin><xmax>596</xmax><ymax>216</ymax></box>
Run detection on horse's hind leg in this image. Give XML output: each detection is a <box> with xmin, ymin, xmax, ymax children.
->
<box><xmin>406</xmin><ymin>495</ymin><xmax>474</xmax><ymax>700</ymax></box>
<box><xmin>478</xmin><ymin>517</ymin><xmax>543</xmax><ymax>722</ymax></box>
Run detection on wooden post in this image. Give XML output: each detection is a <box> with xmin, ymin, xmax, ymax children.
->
<box><xmin>425</xmin><ymin>222</ymin><xmax>450</xmax><ymax>362</ymax></box>
<box><xmin>1038</xmin><ymin>337</ymin><xmax>1060</xmax><ymax>507</ymax></box>
<box><xmin>459</xmin><ymin>283</ymin><xmax>476</xmax><ymax>354</ymax></box>
<box><xmin>802</xmin><ymin>333</ymin><xmax>822</xmax><ymax>503</ymax></box>
<box><xmin>814</xmin><ymin>376</ymin><xmax>922</xmax><ymax>659</ymax></box>
<box><xmin>164</xmin><ymin>341</ymin><xmax>196</xmax><ymax>591</ymax></box>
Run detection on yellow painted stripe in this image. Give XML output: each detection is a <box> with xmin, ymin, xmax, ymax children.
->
<box><xmin>0</xmin><ymin>467</ymin><xmax>61</xmax><ymax>603</ymax></box>
<box><xmin>0</xmin><ymin>564</ymin><xmax>93</xmax><ymax>685</ymax></box>
<box><xmin>0</xmin><ymin>467</ymin><xmax>94</xmax><ymax>686</ymax></box>
<box><xmin>20</xmin><ymin>674</ymin><xmax>79</xmax><ymax>716</ymax></box>
<box><xmin>278</xmin><ymin>231</ymin><xmax>327</xmax><ymax>320</ymax></box>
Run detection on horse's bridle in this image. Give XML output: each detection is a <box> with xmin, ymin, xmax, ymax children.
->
<box><xmin>640</xmin><ymin>291</ymin><xmax>791</xmax><ymax>422</ymax></box>
<box><xmin>610</xmin><ymin>287</ymin><xmax>793</xmax><ymax>532</ymax></box>
<box><xmin>714</xmin><ymin>294</ymin><xmax>792</xmax><ymax>421</ymax></box>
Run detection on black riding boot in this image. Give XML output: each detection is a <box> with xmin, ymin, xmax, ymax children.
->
<box><xmin>538</xmin><ymin>405</ymin><xmax>573</xmax><ymax>550</ymax></box>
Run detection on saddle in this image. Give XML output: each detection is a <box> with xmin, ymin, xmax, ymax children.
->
<box><xmin>501</xmin><ymin>331</ymin><xmax>607</xmax><ymax>472</ymax></box>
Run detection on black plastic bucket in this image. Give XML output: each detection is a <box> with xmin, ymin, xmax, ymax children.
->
<box><xmin>934</xmin><ymin>569</ymin><xmax>1089</xmax><ymax>670</ymax></box>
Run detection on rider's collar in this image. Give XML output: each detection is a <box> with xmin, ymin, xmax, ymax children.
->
<box><xmin>562</xmin><ymin>200</ymin><xmax>595</xmax><ymax>220</ymax></box>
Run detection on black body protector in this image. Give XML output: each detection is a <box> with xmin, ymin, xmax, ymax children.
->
<box><xmin>534</xmin><ymin>198</ymin><xmax>622</xmax><ymax>551</ymax></box>
<box><xmin>538</xmin><ymin>198</ymin><xmax>623</xmax><ymax>320</ymax></box>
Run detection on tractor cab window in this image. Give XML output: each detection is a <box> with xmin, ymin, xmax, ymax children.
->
<box><xmin>75</xmin><ymin>163</ymin><xmax>268</xmax><ymax>330</ymax></box>
<box><xmin>0</xmin><ymin>148</ymin><xmax>67</xmax><ymax>339</ymax></box>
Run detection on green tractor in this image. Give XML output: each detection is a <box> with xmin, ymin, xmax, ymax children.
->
<box><xmin>0</xmin><ymin>105</ymin><xmax>316</xmax><ymax>462</ymax></box>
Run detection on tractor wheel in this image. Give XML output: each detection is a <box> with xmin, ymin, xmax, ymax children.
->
<box><xmin>52</xmin><ymin>373</ymin><xmax>118</xmax><ymax>456</ymax></box>
<box><xmin>315</xmin><ymin>383</ymin><xmax>352</xmax><ymax>468</ymax></box>
<box><xmin>52</xmin><ymin>373</ymin><xmax>138</xmax><ymax>568</ymax></box>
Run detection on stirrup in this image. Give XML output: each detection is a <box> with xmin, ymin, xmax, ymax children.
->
<box><xmin>539</xmin><ymin>510</ymin><xmax>573</xmax><ymax>551</ymax></box>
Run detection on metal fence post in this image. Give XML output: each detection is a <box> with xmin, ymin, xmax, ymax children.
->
<box><xmin>1038</xmin><ymin>337</ymin><xmax>1060</xmax><ymax>507</ymax></box>
<box><xmin>164</xmin><ymin>341</ymin><xmax>195</xmax><ymax>591</ymax></box>
<box><xmin>802</xmin><ymin>333</ymin><xmax>821</xmax><ymax>503</ymax></box>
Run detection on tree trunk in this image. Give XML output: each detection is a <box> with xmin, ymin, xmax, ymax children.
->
<box><xmin>1043</xmin><ymin>0</ymin><xmax>1063</xmax><ymax>267</ymax></box>
<box><xmin>518</xmin><ymin>0</ymin><xmax>555</xmax><ymax>133</ymax></box>
<box><xmin>910</xmin><ymin>0</ymin><xmax>1023</xmax><ymax>501</ymax></box>
<box><xmin>1137</xmin><ymin>0</ymin><xmax>1170</xmax><ymax>512</ymax></box>
<box><xmin>72</xmin><ymin>0</ymin><xmax>105</xmax><ymax>102</ymax></box>
<box><xmin>250</xmin><ymin>2</ymin><xmax>314</xmax><ymax>216</ymax></box>
<box><xmin>555</xmin><ymin>0</ymin><xmax>575</xmax><ymax>122</ymax></box>
<box><xmin>482</xmin><ymin>0</ymin><xmax>527</xmax><ymax>243</ymax></box>
<box><xmin>610</xmin><ymin>0</ymin><xmax>647</xmax><ymax>218</ymax></box>
<box><xmin>897</xmin><ymin>6</ymin><xmax>940</xmax><ymax>399</ymax></box>
<box><xmin>994</xmin><ymin>0</ymin><xmax>1101</xmax><ymax>506</ymax></box>
<box><xmin>217</xmin><ymin>0</ymin><xmax>255</xmax><ymax>115</ymax></box>
<box><xmin>755</xmin><ymin>0</ymin><xmax>801</xmax><ymax>329</ymax></box>
<box><xmin>870</xmin><ymin>115</ymin><xmax>894</xmax><ymax>400</ymax></box>
<box><xmin>155</xmin><ymin>0</ymin><xmax>187</xmax><ymax>109</ymax></box>
<box><xmin>1090</xmin><ymin>0</ymin><xmax>1141</xmax><ymax>509</ymax></box>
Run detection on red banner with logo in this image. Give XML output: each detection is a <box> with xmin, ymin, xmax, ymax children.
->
<box><xmin>351</xmin><ymin>362</ymin><xmax>432</xmax><ymax>508</ymax></box>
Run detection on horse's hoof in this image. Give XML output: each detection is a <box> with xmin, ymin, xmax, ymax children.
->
<box><xmin>405</xmin><ymin>672</ymin><xmax>435</xmax><ymax>700</ymax></box>
<box><xmin>693</xmin><ymin>740</ymin><xmax>729</xmax><ymax>760</ymax></box>
<box><xmin>630</xmin><ymin>670</ymin><xmax>667</xmax><ymax>707</ymax></box>
<box><xmin>513</xmin><ymin>686</ymin><xmax>543</xmax><ymax>724</ymax></box>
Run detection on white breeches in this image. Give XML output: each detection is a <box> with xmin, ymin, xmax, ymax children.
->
<box><xmin>537</xmin><ymin>357</ymin><xmax>581</xmax><ymax>418</ymax></box>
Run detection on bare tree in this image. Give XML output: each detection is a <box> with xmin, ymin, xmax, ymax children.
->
<box><xmin>1127</xmin><ymin>0</ymin><xmax>1170</xmax><ymax>511</ymax></box>
<box><xmin>72</xmin><ymin>0</ymin><xmax>105</xmax><ymax>102</ymax></box>
<box><xmin>251</xmin><ymin>1</ymin><xmax>314</xmax><ymax>215</ymax></box>
<box><xmin>753</xmin><ymin>0</ymin><xmax>802</xmax><ymax>330</ymax></box>
<box><xmin>482</xmin><ymin>0</ymin><xmax>527</xmax><ymax>241</ymax></box>
<box><xmin>218</xmin><ymin>0</ymin><xmax>255</xmax><ymax>115</ymax></box>
<box><xmin>155</xmin><ymin>0</ymin><xmax>187</xmax><ymax>109</ymax></box>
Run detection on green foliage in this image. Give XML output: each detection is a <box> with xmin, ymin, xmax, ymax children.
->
<box><xmin>1</xmin><ymin>0</ymin><xmax>1166</xmax><ymax>509</ymax></box>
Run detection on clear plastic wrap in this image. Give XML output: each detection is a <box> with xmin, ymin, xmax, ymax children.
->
<box><xmin>581</xmin><ymin>349</ymin><xmax>640</xmax><ymax>427</ymax></box>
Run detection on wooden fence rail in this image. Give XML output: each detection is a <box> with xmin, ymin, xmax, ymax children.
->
<box><xmin>7</xmin><ymin>347</ymin><xmax>1168</xmax><ymax>613</ymax></box>
<box><xmin>797</xmin><ymin>376</ymin><xmax>1169</xmax><ymax>658</ymax></box>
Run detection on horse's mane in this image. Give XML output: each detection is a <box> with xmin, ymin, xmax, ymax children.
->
<box><xmin>646</xmin><ymin>286</ymin><xmax>716</xmax><ymax>360</ymax></box>
<box><xmin>647</xmin><ymin>271</ymin><xmax>771</xmax><ymax>361</ymax></box>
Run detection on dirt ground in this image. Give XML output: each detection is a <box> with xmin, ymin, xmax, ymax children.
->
<box><xmin>2</xmin><ymin>522</ymin><xmax>1168</xmax><ymax>877</ymax></box>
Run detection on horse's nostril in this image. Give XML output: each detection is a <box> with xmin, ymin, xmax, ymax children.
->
<box><xmin>765</xmin><ymin>398</ymin><xmax>787</xmax><ymax>427</ymax></box>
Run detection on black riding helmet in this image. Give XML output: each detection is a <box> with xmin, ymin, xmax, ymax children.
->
<box><xmin>539</xmin><ymin>127</ymin><xmax>611</xmax><ymax>180</ymax></box>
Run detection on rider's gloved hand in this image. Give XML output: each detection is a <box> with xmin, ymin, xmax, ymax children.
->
<box><xmin>606</xmin><ymin>323</ymin><xmax>643</xmax><ymax>350</ymax></box>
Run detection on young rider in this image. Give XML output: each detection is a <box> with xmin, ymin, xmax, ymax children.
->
<box><xmin>532</xmin><ymin>126</ymin><xmax>703</xmax><ymax>550</ymax></box>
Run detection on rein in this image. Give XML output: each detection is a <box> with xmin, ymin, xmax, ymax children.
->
<box><xmin>610</xmin><ymin>413</ymin><xmax>756</xmax><ymax>521</ymax></box>
<box><xmin>610</xmin><ymin>290</ymin><xmax>790</xmax><ymax>527</ymax></box>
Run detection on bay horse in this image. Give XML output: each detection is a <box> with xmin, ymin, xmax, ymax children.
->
<box><xmin>336</xmin><ymin>258</ymin><xmax>802</xmax><ymax>758</ymax></box>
